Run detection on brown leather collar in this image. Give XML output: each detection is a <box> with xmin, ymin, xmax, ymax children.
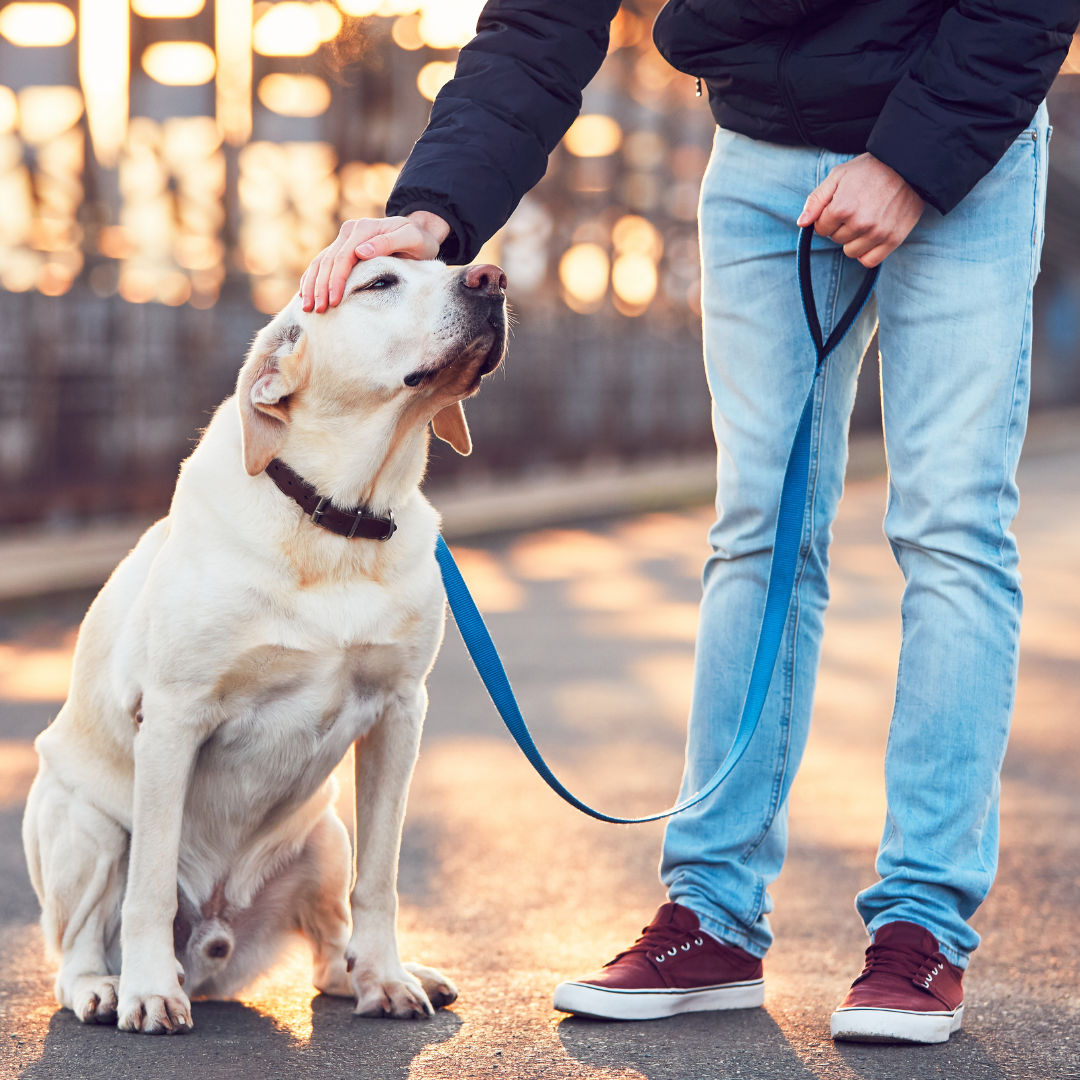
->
<box><xmin>264</xmin><ymin>458</ymin><xmax>397</xmax><ymax>541</ymax></box>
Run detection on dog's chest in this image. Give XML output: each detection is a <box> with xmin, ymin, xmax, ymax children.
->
<box><xmin>192</xmin><ymin>640</ymin><xmax>411</xmax><ymax>811</ymax></box>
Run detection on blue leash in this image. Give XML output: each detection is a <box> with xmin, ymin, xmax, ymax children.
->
<box><xmin>435</xmin><ymin>227</ymin><xmax>878</xmax><ymax>823</ymax></box>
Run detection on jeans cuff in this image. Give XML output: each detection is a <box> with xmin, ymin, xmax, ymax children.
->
<box><xmin>683</xmin><ymin>904</ymin><xmax>769</xmax><ymax>960</ymax></box>
<box><xmin>866</xmin><ymin>916</ymin><xmax>970</xmax><ymax>970</ymax></box>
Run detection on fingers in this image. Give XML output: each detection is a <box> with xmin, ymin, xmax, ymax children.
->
<box><xmin>301</xmin><ymin>218</ymin><xmax>441</xmax><ymax>312</ymax></box>
<box><xmin>846</xmin><ymin>240</ymin><xmax>893</xmax><ymax>268</ymax></box>
<box><xmin>796</xmin><ymin>172</ymin><xmax>839</xmax><ymax>228</ymax></box>
<box><xmin>353</xmin><ymin>223</ymin><xmax>420</xmax><ymax>261</ymax></box>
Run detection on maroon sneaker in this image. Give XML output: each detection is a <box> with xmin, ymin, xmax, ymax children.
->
<box><xmin>553</xmin><ymin>902</ymin><xmax>764</xmax><ymax>1020</ymax></box>
<box><xmin>830</xmin><ymin>921</ymin><xmax>965</xmax><ymax>1043</ymax></box>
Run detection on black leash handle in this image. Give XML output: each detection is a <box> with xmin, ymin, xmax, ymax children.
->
<box><xmin>797</xmin><ymin>225</ymin><xmax>879</xmax><ymax>363</ymax></box>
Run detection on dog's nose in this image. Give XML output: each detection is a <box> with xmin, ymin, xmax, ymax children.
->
<box><xmin>462</xmin><ymin>263</ymin><xmax>508</xmax><ymax>297</ymax></box>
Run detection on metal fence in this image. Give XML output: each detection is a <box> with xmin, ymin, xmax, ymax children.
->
<box><xmin>0</xmin><ymin>3</ymin><xmax>1077</xmax><ymax>526</ymax></box>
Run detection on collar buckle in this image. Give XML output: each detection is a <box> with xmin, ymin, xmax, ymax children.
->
<box><xmin>310</xmin><ymin>496</ymin><xmax>331</xmax><ymax>529</ymax></box>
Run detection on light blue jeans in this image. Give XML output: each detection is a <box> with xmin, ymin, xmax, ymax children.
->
<box><xmin>661</xmin><ymin>103</ymin><xmax>1050</xmax><ymax>969</ymax></box>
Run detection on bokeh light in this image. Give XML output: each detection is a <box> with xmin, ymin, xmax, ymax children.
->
<box><xmin>141</xmin><ymin>42</ymin><xmax>217</xmax><ymax>86</ymax></box>
<box><xmin>416</xmin><ymin>2</ymin><xmax>484</xmax><ymax>49</ymax></box>
<box><xmin>417</xmin><ymin>61</ymin><xmax>456</xmax><ymax>102</ymax></box>
<box><xmin>0</xmin><ymin>88</ymin><xmax>16</xmax><ymax>135</ymax></box>
<box><xmin>258</xmin><ymin>74</ymin><xmax>332</xmax><ymax>118</ymax></box>
<box><xmin>131</xmin><ymin>0</ymin><xmax>206</xmax><ymax>15</ymax></box>
<box><xmin>18</xmin><ymin>87</ymin><xmax>83</xmax><ymax>145</ymax></box>
<box><xmin>253</xmin><ymin>1</ymin><xmax>323</xmax><ymax>56</ymax></box>
<box><xmin>564</xmin><ymin>114</ymin><xmax>623</xmax><ymax>158</ymax></box>
<box><xmin>335</xmin><ymin>0</ymin><xmax>381</xmax><ymax>14</ymax></box>
<box><xmin>559</xmin><ymin>243</ymin><xmax>610</xmax><ymax>312</ymax></box>
<box><xmin>391</xmin><ymin>14</ymin><xmax>424</xmax><ymax>50</ymax></box>
<box><xmin>0</xmin><ymin>2</ymin><xmax>76</xmax><ymax>47</ymax></box>
<box><xmin>612</xmin><ymin>253</ymin><xmax>658</xmax><ymax>312</ymax></box>
<box><xmin>78</xmin><ymin>0</ymin><xmax>129</xmax><ymax>167</ymax></box>
<box><xmin>612</xmin><ymin>214</ymin><xmax>663</xmax><ymax>259</ymax></box>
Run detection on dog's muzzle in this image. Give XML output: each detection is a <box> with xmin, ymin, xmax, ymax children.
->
<box><xmin>403</xmin><ymin>264</ymin><xmax>508</xmax><ymax>387</ymax></box>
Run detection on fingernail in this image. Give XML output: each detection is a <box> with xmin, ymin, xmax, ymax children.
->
<box><xmin>796</xmin><ymin>212</ymin><xmax>808</xmax><ymax>226</ymax></box>
<box><xmin>357</xmin><ymin>243</ymin><xmax>374</xmax><ymax>257</ymax></box>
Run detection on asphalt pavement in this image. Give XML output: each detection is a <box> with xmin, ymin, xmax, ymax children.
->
<box><xmin>0</xmin><ymin>424</ymin><xmax>1078</xmax><ymax>1080</ymax></box>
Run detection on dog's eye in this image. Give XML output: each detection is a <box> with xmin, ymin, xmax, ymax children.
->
<box><xmin>352</xmin><ymin>275</ymin><xmax>398</xmax><ymax>295</ymax></box>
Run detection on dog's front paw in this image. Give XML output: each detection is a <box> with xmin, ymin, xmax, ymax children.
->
<box><xmin>403</xmin><ymin>962</ymin><xmax>458</xmax><ymax>1009</ymax></box>
<box><xmin>62</xmin><ymin>974</ymin><xmax>120</xmax><ymax>1024</ymax></box>
<box><xmin>117</xmin><ymin>977</ymin><xmax>193</xmax><ymax>1035</ymax></box>
<box><xmin>347</xmin><ymin>958</ymin><xmax>434</xmax><ymax>1019</ymax></box>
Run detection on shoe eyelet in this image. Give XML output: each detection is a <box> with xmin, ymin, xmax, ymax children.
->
<box><xmin>681</xmin><ymin>943</ymin><xmax>691</xmax><ymax>951</ymax></box>
<box><xmin>694</xmin><ymin>937</ymin><xmax>703</xmax><ymax>946</ymax></box>
<box><xmin>667</xmin><ymin>947</ymin><xmax>677</xmax><ymax>956</ymax></box>
<box><xmin>655</xmin><ymin>954</ymin><xmax>665</xmax><ymax>963</ymax></box>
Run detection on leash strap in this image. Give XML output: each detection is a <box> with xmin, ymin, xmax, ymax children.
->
<box><xmin>436</xmin><ymin>226</ymin><xmax>878</xmax><ymax>823</ymax></box>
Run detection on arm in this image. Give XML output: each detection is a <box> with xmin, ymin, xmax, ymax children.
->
<box><xmin>301</xmin><ymin>0</ymin><xmax>619</xmax><ymax>311</ymax></box>
<box><xmin>800</xmin><ymin>4</ymin><xmax>1078</xmax><ymax>267</ymax></box>
<box><xmin>387</xmin><ymin>0</ymin><xmax>621</xmax><ymax>262</ymax></box>
<box><xmin>865</xmin><ymin>2</ymin><xmax>1079</xmax><ymax>214</ymax></box>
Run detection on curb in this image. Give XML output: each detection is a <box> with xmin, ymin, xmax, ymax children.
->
<box><xmin>1</xmin><ymin>410</ymin><xmax>1076</xmax><ymax>605</ymax></box>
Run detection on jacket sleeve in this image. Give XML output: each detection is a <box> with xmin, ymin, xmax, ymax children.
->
<box><xmin>866</xmin><ymin>2</ymin><xmax>1079</xmax><ymax>214</ymax></box>
<box><xmin>386</xmin><ymin>0</ymin><xmax>621</xmax><ymax>264</ymax></box>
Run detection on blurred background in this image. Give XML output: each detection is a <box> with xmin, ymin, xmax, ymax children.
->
<box><xmin>0</xmin><ymin>0</ymin><xmax>1078</xmax><ymax>528</ymax></box>
<box><xmin>2</xmin><ymin>9</ymin><xmax>1079</xmax><ymax>1072</ymax></box>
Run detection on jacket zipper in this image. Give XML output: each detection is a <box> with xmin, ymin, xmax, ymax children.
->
<box><xmin>775</xmin><ymin>34</ymin><xmax>814</xmax><ymax>145</ymax></box>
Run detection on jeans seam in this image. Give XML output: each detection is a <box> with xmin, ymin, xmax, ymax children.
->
<box><xmin>992</xmin><ymin>134</ymin><xmax>1040</xmax><ymax>573</ymax></box>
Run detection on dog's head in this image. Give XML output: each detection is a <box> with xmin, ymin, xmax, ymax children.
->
<box><xmin>236</xmin><ymin>258</ymin><xmax>508</xmax><ymax>477</ymax></box>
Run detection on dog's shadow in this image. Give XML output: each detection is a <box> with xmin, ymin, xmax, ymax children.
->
<box><xmin>19</xmin><ymin>992</ymin><xmax>461</xmax><ymax>1079</ymax></box>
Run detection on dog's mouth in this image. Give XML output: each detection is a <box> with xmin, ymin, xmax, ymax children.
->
<box><xmin>403</xmin><ymin>316</ymin><xmax>506</xmax><ymax>388</ymax></box>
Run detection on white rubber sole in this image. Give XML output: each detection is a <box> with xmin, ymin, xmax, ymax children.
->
<box><xmin>553</xmin><ymin>978</ymin><xmax>765</xmax><ymax>1021</ymax></box>
<box><xmin>830</xmin><ymin>1002</ymin><xmax>963</xmax><ymax>1044</ymax></box>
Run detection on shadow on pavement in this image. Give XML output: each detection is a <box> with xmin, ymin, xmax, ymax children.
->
<box><xmin>835</xmin><ymin>1033</ymin><xmax>1010</xmax><ymax>1080</ymax></box>
<box><xmin>557</xmin><ymin>1009</ymin><xmax>817</xmax><ymax>1080</ymax></box>
<box><xmin>18</xmin><ymin>993</ymin><xmax>462</xmax><ymax>1080</ymax></box>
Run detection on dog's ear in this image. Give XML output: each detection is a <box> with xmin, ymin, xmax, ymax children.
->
<box><xmin>431</xmin><ymin>401</ymin><xmax>472</xmax><ymax>456</ymax></box>
<box><xmin>236</xmin><ymin>314</ymin><xmax>310</xmax><ymax>476</ymax></box>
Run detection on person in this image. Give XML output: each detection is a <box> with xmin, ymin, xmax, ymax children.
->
<box><xmin>300</xmin><ymin>0</ymin><xmax>1080</xmax><ymax>1044</ymax></box>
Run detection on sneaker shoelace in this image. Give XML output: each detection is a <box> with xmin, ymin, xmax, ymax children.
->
<box><xmin>855</xmin><ymin>940</ymin><xmax>949</xmax><ymax>990</ymax></box>
<box><xmin>605</xmin><ymin>921</ymin><xmax>706</xmax><ymax>968</ymax></box>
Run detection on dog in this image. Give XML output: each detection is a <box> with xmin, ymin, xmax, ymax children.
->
<box><xmin>21</xmin><ymin>257</ymin><xmax>508</xmax><ymax>1034</ymax></box>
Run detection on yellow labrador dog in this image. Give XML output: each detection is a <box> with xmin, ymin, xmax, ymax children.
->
<box><xmin>22</xmin><ymin>257</ymin><xmax>507</xmax><ymax>1034</ymax></box>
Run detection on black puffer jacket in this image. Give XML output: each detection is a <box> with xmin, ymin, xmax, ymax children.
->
<box><xmin>388</xmin><ymin>1</ymin><xmax>1080</xmax><ymax>264</ymax></box>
